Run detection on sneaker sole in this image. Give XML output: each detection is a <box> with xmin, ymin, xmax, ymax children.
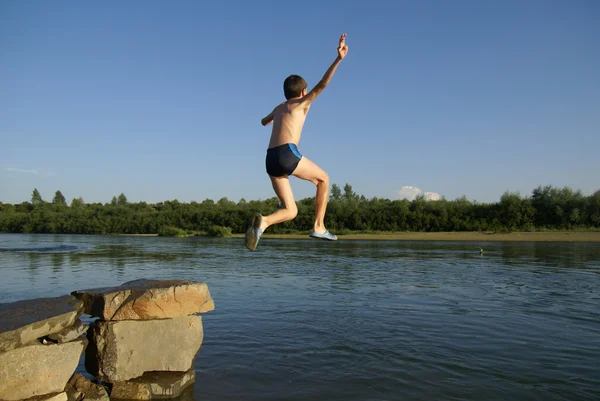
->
<box><xmin>244</xmin><ymin>213</ymin><xmax>263</xmax><ymax>251</ymax></box>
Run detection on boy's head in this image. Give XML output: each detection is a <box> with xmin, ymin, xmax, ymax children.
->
<box><xmin>283</xmin><ymin>75</ymin><xmax>307</xmax><ymax>100</ymax></box>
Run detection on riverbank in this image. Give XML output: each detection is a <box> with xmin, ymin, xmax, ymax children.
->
<box><xmin>232</xmin><ymin>231</ymin><xmax>600</xmax><ymax>242</ymax></box>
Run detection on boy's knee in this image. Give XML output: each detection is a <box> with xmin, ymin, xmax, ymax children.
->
<box><xmin>315</xmin><ymin>171</ymin><xmax>329</xmax><ymax>186</ymax></box>
<box><xmin>288</xmin><ymin>204</ymin><xmax>298</xmax><ymax>219</ymax></box>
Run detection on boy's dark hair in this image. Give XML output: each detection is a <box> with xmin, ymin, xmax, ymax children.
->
<box><xmin>283</xmin><ymin>75</ymin><xmax>307</xmax><ymax>100</ymax></box>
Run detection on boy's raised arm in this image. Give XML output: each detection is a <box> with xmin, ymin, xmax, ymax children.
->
<box><xmin>302</xmin><ymin>33</ymin><xmax>348</xmax><ymax>106</ymax></box>
<box><xmin>261</xmin><ymin>110</ymin><xmax>274</xmax><ymax>126</ymax></box>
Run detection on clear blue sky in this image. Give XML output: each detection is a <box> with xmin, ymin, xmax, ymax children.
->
<box><xmin>1</xmin><ymin>1</ymin><xmax>599</xmax><ymax>205</ymax></box>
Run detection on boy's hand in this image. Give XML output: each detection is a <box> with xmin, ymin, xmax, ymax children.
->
<box><xmin>301</xmin><ymin>34</ymin><xmax>348</xmax><ymax>106</ymax></box>
<box><xmin>337</xmin><ymin>33</ymin><xmax>348</xmax><ymax>60</ymax></box>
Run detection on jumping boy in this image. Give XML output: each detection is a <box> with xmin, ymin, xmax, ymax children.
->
<box><xmin>245</xmin><ymin>33</ymin><xmax>349</xmax><ymax>251</ymax></box>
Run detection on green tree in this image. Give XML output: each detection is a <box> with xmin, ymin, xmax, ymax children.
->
<box><xmin>31</xmin><ymin>189</ymin><xmax>43</xmax><ymax>205</ymax></box>
<box><xmin>588</xmin><ymin>190</ymin><xmax>600</xmax><ymax>226</ymax></box>
<box><xmin>52</xmin><ymin>190</ymin><xmax>67</xmax><ymax>206</ymax></box>
<box><xmin>71</xmin><ymin>197</ymin><xmax>85</xmax><ymax>208</ymax></box>
<box><xmin>117</xmin><ymin>193</ymin><xmax>128</xmax><ymax>206</ymax></box>
<box><xmin>331</xmin><ymin>184</ymin><xmax>342</xmax><ymax>201</ymax></box>
<box><xmin>498</xmin><ymin>191</ymin><xmax>533</xmax><ymax>231</ymax></box>
<box><xmin>569</xmin><ymin>208</ymin><xmax>580</xmax><ymax>227</ymax></box>
<box><xmin>343</xmin><ymin>183</ymin><xmax>356</xmax><ymax>201</ymax></box>
<box><xmin>531</xmin><ymin>185</ymin><xmax>584</xmax><ymax>228</ymax></box>
<box><xmin>218</xmin><ymin>197</ymin><xmax>235</xmax><ymax>207</ymax></box>
<box><xmin>3</xmin><ymin>184</ymin><xmax>599</xmax><ymax>235</ymax></box>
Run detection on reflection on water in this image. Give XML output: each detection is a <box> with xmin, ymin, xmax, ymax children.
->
<box><xmin>0</xmin><ymin>234</ymin><xmax>599</xmax><ymax>401</ymax></box>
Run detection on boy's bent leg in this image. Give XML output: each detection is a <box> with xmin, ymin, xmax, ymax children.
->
<box><xmin>291</xmin><ymin>157</ymin><xmax>332</xmax><ymax>236</ymax></box>
<box><xmin>245</xmin><ymin>176</ymin><xmax>297</xmax><ymax>251</ymax></box>
<box><xmin>261</xmin><ymin>176</ymin><xmax>298</xmax><ymax>231</ymax></box>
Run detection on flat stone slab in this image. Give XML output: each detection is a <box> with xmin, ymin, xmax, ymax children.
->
<box><xmin>0</xmin><ymin>339</ymin><xmax>87</xmax><ymax>400</ymax></box>
<box><xmin>110</xmin><ymin>370</ymin><xmax>195</xmax><ymax>400</ymax></box>
<box><xmin>48</xmin><ymin>319</ymin><xmax>88</xmax><ymax>344</ymax></box>
<box><xmin>23</xmin><ymin>392</ymin><xmax>68</xmax><ymax>401</ymax></box>
<box><xmin>0</xmin><ymin>295</ymin><xmax>83</xmax><ymax>352</ymax></box>
<box><xmin>65</xmin><ymin>374</ymin><xmax>109</xmax><ymax>401</ymax></box>
<box><xmin>86</xmin><ymin>316</ymin><xmax>203</xmax><ymax>382</ymax></box>
<box><xmin>72</xmin><ymin>279</ymin><xmax>214</xmax><ymax>321</ymax></box>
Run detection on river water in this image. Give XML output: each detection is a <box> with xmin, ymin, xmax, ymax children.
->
<box><xmin>0</xmin><ymin>233</ymin><xmax>599</xmax><ymax>400</ymax></box>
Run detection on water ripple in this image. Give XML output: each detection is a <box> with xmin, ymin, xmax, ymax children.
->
<box><xmin>1</xmin><ymin>234</ymin><xmax>599</xmax><ymax>400</ymax></box>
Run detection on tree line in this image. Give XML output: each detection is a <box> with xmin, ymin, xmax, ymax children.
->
<box><xmin>0</xmin><ymin>184</ymin><xmax>599</xmax><ymax>235</ymax></box>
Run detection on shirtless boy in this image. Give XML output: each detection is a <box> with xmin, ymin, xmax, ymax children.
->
<box><xmin>245</xmin><ymin>33</ymin><xmax>349</xmax><ymax>251</ymax></box>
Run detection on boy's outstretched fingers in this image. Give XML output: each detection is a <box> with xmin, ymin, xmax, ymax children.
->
<box><xmin>337</xmin><ymin>33</ymin><xmax>348</xmax><ymax>59</ymax></box>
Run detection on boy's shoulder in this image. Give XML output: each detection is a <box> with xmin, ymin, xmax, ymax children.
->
<box><xmin>271</xmin><ymin>100</ymin><xmax>307</xmax><ymax>115</ymax></box>
<box><xmin>285</xmin><ymin>98</ymin><xmax>308</xmax><ymax>112</ymax></box>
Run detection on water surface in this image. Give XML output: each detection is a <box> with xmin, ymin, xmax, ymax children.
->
<box><xmin>1</xmin><ymin>234</ymin><xmax>599</xmax><ymax>400</ymax></box>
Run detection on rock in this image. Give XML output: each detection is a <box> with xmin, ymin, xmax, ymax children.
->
<box><xmin>0</xmin><ymin>295</ymin><xmax>83</xmax><ymax>352</ymax></box>
<box><xmin>48</xmin><ymin>319</ymin><xmax>89</xmax><ymax>343</ymax></box>
<box><xmin>65</xmin><ymin>374</ymin><xmax>109</xmax><ymax>401</ymax></box>
<box><xmin>0</xmin><ymin>339</ymin><xmax>87</xmax><ymax>401</ymax></box>
<box><xmin>110</xmin><ymin>370</ymin><xmax>195</xmax><ymax>400</ymax></box>
<box><xmin>23</xmin><ymin>392</ymin><xmax>68</xmax><ymax>401</ymax></box>
<box><xmin>72</xmin><ymin>279</ymin><xmax>214</xmax><ymax>321</ymax></box>
<box><xmin>86</xmin><ymin>316</ymin><xmax>203</xmax><ymax>382</ymax></box>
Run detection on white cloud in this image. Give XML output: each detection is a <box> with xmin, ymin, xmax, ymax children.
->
<box><xmin>3</xmin><ymin>166</ymin><xmax>55</xmax><ymax>177</ymax></box>
<box><xmin>5</xmin><ymin>167</ymin><xmax>39</xmax><ymax>174</ymax></box>
<box><xmin>423</xmin><ymin>192</ymin><xmax>441</xmax><ymax>201</ymax></box>
<box><xmin>395</xmin><ymin>185</ymin><xmax>441</xmax><ymax>201</ymax></box>
<box><xmin>395</xmin><ymin>185</ymin><xmax>423</xmax><ymax>201</ymax></box>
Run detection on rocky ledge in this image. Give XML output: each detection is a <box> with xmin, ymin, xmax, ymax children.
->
<box><xmin>0</xmin><ymin>295</ymin><xmax>83</xmax><ymax>353</ymax></box>
<box><xmin>0</xmin><ymin>279</ymin><xmax>214</xmax><ymax>401</ymax></box>
<box><xmin>0</xmin><ymin>295</ymin><xmax>87</xmax><ymax>401</ymax></box>
<box><xmin>72</xmin><ymin>279</ymin><xmax>214</xmax><ymax>321</ymax></box>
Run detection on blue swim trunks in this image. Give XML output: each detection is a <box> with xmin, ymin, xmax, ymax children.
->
<box><xmin>265</xmin><ymin>143</ymin><xmax>303</xmax><ymax>177</ymax></box>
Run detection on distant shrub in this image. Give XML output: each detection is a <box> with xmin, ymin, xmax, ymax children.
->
<box><xmin>206</xmin><ymin>225</ymin><xmax>232</xmax><ymax>237</ymax></box>
<box><xmin>158</xmin><ymin>226</ymin><xmax>187</xmax><ymax>237</ymax></box>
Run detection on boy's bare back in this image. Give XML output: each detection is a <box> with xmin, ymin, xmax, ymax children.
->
<box><xmin>267</xmin><ymin>100</ymin><xmax>308</xmax><ymax>148</ymax></box>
